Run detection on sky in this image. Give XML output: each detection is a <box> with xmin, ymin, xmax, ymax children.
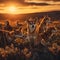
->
<box><xmin>0</xmin><ymin>0</ymin><xmax>60</xmax><ymax>14</ymax></box>
<box><xmin>25</xmin><ymin>0</ymin><xmax>60</xmax><ymax>3</ymax></box>
<box><xmin>0</xmin><ymin>5</ymin><xmax>60</xmax><ymax>14</ymax></box>
<box><xmin>0</xmin><ymin>0</ymin><xmax>24</xmax><ymax>3</ymax></box>
<box><xmin>25</xmin><ymin>0</ymin><xmax>60</xmax><ymax>2</ymax></box>
<box><xmin>0</xmin><ymin>0</ymin><xmax>60</xmax><ymax>3</ymax></box>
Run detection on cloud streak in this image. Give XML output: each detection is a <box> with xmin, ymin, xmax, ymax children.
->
<box><xmin>25</xmin><ymin>0</ymin><xmax>60</xmax><ymax>2</ymax></box>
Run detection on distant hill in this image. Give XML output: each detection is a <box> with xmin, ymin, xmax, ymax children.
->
<box><xmin>0</xmin><ymin>11</ymin><xmax>60</xmax><ymax>21</ymax></box>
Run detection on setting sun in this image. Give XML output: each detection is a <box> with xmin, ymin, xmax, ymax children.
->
<box><xmin>8</xmin><ymin>6</ymin><xmax>16</xmax><ymax>12</ymax></box>
<box><xmin>6</xmin><ymin>5</ymin><xmax>18</xmax><ymax>14</ymax></box>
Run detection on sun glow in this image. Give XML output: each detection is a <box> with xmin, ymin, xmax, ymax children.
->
<box><xmin>6</xmin><ymin>5</ymin><xmax>18</xmax><ymax>14</ymax></box>
<box><xmin>8</xmin><ymin>6</ymin><xmax>16</xmax><ymax>12</ymax></box>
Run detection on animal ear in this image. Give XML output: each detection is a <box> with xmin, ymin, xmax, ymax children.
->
<box><xmin>25</xmin><ymin>18</ymin><xmax>29</xmax><ymax>23</ymax></box>
<box><xmin>26</xmin><ymin>19</ymin><xmax>29</xmax><ymax>23</ymax></box>
<box><xmin>34</xmin><ymin>17</ymin><xmax>38</xmax><ymax>23</ymax></box>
